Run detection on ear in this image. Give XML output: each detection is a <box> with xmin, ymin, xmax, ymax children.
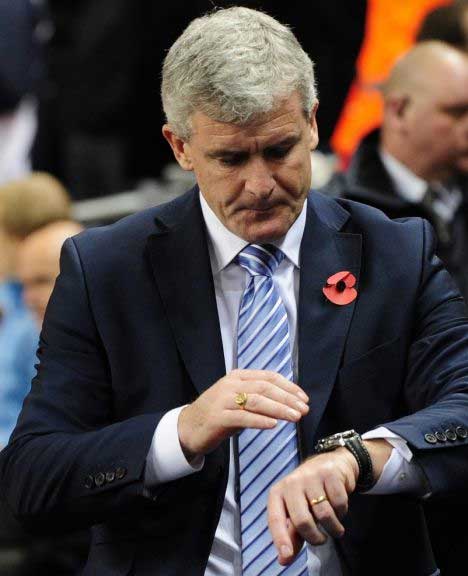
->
<box><xmin>308</xmin><ymin>101</ymin><xmax>320</xmax><ymax>151</ymax></box>
<box><xmin>162</xmin><ymin>124</ymin><xmax>194</xmax><ymax>171</ymax></box>
<box><xmin>385</xmin><ymin>95</ymin><xmax>409</xmax><ymax>122</ymax></box>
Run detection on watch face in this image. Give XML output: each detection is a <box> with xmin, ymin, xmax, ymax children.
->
<box><xmin>316</xmin><ymin>430</ymin><xmax>357</xmax><ymax>452</ymax></box>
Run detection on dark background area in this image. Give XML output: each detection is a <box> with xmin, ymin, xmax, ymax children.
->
<box><xmin>32</xmin><ymin>0</ymin><xmax>366</xmax><ymax>198</ymax></box>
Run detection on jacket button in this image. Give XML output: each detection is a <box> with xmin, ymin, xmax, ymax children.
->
<box><xmin>84</xmin><ymin>475</ymin><xmax>95</xmax><ymax>489</ymax></box>
<box><xmin>445</xmin><ymin>429</ymin><xmax>457</xmax><ymax>441</ymax></box>
<box><xmin>424</xmin><ymin>433</ymin><xmax>437</xmax><ymax>444</ymax></box>
<box><xmin>456</xmin><ymin>426</ymin><xmax>467</xmax><ymax>439</ymax></box>
<box><xmin>435</xmin><ymin>431</ymin><xmax>447</xmax><ymax>442</ymax></box>
<box><xmin>116</xmin><ymin>467</ymin><xmax>127</xmax><ymax>480</ymax></box>
<box><xmin>95</xmin><ymin>472</ymin><xmax>106</xmax><ymax>487</ymax></box>
<box><xmin>106</xmin><ymin>471</ymin><xmax>115</xmax><ymax>483</ymax></box>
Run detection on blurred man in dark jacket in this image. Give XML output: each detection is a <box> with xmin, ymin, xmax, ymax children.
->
<box><xmin>324</xmin><ymin>40</ymin><xmax>468</xmax><ymax>575</ymax></box>
<box><xmin>326</xmin><ymin>41</ymin><xmax>468</xmax><ymax>301</ymax></box>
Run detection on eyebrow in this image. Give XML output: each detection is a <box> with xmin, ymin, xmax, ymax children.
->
<box><xmin>206</xmin><ymin>135</ymin><xmax>301</xmax><ymax>159</ymax></box>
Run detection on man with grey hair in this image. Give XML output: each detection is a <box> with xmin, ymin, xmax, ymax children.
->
<box><xmin>1</xmin><ymin>7</ymin><xmax>467</xmax><ymax>576</ymax></box>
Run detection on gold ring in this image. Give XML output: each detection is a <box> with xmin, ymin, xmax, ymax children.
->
<box><xmin>235</xmin><ymin>392</ymin><xmax>248</xmax><ymax>410</ymax></box>
<box><xmin>310</xmin><ymin>495</ymin><xmax>328</xmax><ymax>506</ymax></box>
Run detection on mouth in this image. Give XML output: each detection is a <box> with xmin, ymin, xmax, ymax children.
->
<box><xmin>243</xmin><ymin>204</ymin><xmax>279</xmax><ymax>212</ymax></box>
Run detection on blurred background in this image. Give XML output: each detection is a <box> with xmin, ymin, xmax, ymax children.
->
<box><xmin>1</xmin><ymin>0</ymin><xmax>467</xmax><ymax>574</ymax></box>
<box><xmin>7</xmin><ymin>0</ymin><xmax>461</xmax><ymax>220</ymax></box>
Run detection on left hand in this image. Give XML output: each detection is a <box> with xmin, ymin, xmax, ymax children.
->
<box><xmin>267</xmin><ymin>439</ymin><xmax>392</xmax><ymax>565</ymax></box>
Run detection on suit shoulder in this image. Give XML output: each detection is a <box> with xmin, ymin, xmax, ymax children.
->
<box><xmin>337</xmin><ymin>194</ymin><xmax>425</xmax><ymax>235</ymax></box>
<box><xmin>312</xmin><ymin>191</ymin><xmax>431</xmax><ymax>265</ymax></box>
<box><xmin>71</xmin><ymin>189</ymin><xmax>196</xmax><ymax>258</ymax></box>
<box><xmin>313</xmin><ymin>189</ymin><xmax>425</xmax><ymax>237</ymax></box>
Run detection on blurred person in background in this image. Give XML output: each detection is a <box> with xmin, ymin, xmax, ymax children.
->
<box><xmin>325</xmin><ymin>41</ymin><xmax>468</xmax><ymax>301</ymax></box>
<box><xmin>0</xmin><ymin>172</ymin><xmax>71</xmax><ymax>448</ymax></box>
<box><xmin>324</xmin><ymin>40</ymin><xmax>468</xmax><ymax>576</ymax></box>
<box><xmin>17</xmin><ymin>220</ymin><xmax>83</xmax><ymax>328</ymax></box>
<box><xmin>0</xmin><ymin>173</ymin><xmax>89</xmax><ymax>576</ymax></box>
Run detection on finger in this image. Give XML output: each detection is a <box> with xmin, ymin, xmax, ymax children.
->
<box><xmin>222</xmin><ymin>409</ymin><xmax>278</xmax><ymax>431</ymax></box>
<box><xmin>287</xmin><ymin>519</ymin><xmax>305</xmax><ymax>560</ymax></box>
<box><xmin>234</xmin><ymin>391</ymin><xmax>304</xmax><ymax>422</ymax></box>
<box><xmin>234</xmin><ymin>370</ymin><xmax>309</xmax><ymax>402</ymax></box>
<box><xmin>323</xmin><ymin>477</ymin><xmax>349</xmax><ymax>521</ymax></box>
<box><xmin>283</xmin><ymin>490</ymin><xmax>327</xmax><ymax>546</ymax></box>
<box><xmin>308</xmin><ymin>497</ymin><xmax>345</xmax><ymax>539</ymax></box>
<box><xmin>235</xmin><ymin>379</ymin><xmax>309</xmax><ymax>415</ymax></box>
<box><xmin>268</xmin><ymin>487</ymin><xmax>296</xmax><ymax>565</ymax></box>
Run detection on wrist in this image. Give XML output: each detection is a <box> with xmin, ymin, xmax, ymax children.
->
<box><xmin>363</xmin><ymin>439</ymin><xmax>393</xmax><ymax>481</ymax></box>
<box><xmin>177</xmin><ymin>406</ymin><xmax>198</xmax><ymax>463</ymax></box>
<box><xmin>315</xmin><ymin>429</ymin><xmax>375</xmax><ymax>491</ymax></box>
<box><xmin>336</xmin><ymin>446</ymin><xmax>359</xmax><ymax>479</ymax></box>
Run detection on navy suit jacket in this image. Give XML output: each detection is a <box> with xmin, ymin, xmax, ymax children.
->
<box><xmin>1</xmin><ymin>188</ymin><xmax>468</xmax><ymax>576</ymax></box>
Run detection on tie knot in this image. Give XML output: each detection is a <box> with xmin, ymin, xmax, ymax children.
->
<box><xmin>236</xmin><ymin>244</ymin><xmax>284</xmax><ymax>277</ymax></box>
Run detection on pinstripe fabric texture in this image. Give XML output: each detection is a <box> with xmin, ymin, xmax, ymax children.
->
<box><xmin>236</xmin><ymin>244</ymin><xmax>307</xmax><ymax>576</ymax></box>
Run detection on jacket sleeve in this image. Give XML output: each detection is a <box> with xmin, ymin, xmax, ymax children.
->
<box><xmin>0</xmin><ymin>238</ymin><xmax>164</xmax><ymax>532</ymax></box>
<box><xmin>384</xmin><ymin>219</ymin><xmax>468</xmax><ymax>497</ymax></box>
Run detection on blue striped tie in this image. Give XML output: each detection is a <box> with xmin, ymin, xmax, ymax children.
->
<box><xmin>236</xmin><ymin>244</ymin><xmax>308</xmax><ymax>576</ymax></box>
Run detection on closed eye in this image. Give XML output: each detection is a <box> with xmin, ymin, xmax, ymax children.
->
<box><xmin>264</xmin><ymin>144</ymin><xmax>294</xmax><ymax>160</ymax></box>
<box><xmin>218</xmin><ymin>153</ymin><xmax>248</xmax><ymax>166</ymax></box>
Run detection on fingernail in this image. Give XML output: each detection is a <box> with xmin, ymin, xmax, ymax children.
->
<box><xmin>296</xmin><ymin>400</ymin><xmax>308</xmax><ymax>412</ymax></box>
<box><xmin>298</xmin><ymin>390</ymin><xmax>309</xmax><ymax>402</ymax></box>
<box><xmin>287</xmin><ymin>408</ymin><xmax>301</xmax><ymax>420</ymax></box>
<box><xmin>280</xmin><ymin>545</ymin><xmax>292</xmax><ymax>557</ymax></box>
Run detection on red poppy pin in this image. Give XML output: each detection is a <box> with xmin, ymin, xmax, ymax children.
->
<box><xmin>323</xmin><ymin>270</ymin><xmax>357</xmax><ymax>305</ymax></box>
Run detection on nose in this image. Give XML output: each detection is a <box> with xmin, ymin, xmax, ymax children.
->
<box><xmin>243</xmin><ymin>157</ymin><xmax>275</xmax><ymax>199</ymax></box>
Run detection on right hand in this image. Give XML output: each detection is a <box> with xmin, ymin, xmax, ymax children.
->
<box><xmin>177</xmin><ymin>369</ymin><xmax>309</xmax><ymax>459</ymax></box>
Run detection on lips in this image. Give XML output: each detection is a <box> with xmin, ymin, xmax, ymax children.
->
<box><xmin>243</xmin><ymin>203</ymin><xmax>280</xmax><ymax>212</ymax></box>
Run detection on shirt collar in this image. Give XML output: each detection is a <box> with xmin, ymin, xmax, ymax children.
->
<box><xmin>199</xmin><ymin>191</ymin><xmax>307</xmax><ymax>274</ymax></box>
<box><xmin>379</xmin><ymin>148</ymin><xmax>427</xmax><ymax>203</ymax></box>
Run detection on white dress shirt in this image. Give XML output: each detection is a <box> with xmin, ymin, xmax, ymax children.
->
<box><xmin>380</xmin><ymin>149</ymin><xmax>462</xmax><ymax>223</ymax></box>
<box><xmin>145</xmin><ymin>191</ymin><xmax>425</xmax><ymax>575</ymax></box>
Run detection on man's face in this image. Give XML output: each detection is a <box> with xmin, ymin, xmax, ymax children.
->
<box><xmin>17</xmin><ymin>246</ymin><xmax>59</xmax><ymax>327</ymax></box>
<box><xmin>403</xmin><ymin>62</ymin><xmax>468</xmax><ymax>180</ymax></box>
<box><xmin>164</xmin><ymin>92</ymin><xmax>318</xmax><ymax>242</ymax></box>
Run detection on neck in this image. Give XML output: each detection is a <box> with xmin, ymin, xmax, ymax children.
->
<box><xmin>382</xmin><ymin>141</ymin><xmax>451</xmax><ymax>184</ymax></box>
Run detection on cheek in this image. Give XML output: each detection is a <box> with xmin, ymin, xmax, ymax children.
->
<box><xmin>36</xmin><ymin>285</ymin><xmax>53</xmax><ymax>305</ymax></box>
<box><xmin>277</xmin><ymin>161</ymin><xmax>311</xmax><ymax>196</ymax></box>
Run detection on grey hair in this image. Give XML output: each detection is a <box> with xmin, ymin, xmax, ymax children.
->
<box><xmin>161</xmin><ymin>7</ymin><xmax>317</xmax><ymax>140</ymax></box>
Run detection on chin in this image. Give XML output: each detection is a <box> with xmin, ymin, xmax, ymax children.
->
<box><xmin>241</xmin><ymin>222</ymin><xmax>291</xmax><ymax>243</ymax></box>
<box><xmin>230</xmin><ymin>207</ymin><xmax>297</xmax><ymax>242</ymax></box>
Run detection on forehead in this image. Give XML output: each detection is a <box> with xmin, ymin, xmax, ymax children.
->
<box><xmin>418</xmin><ymin>57</ymin><xmax>468</xmax><ymax>107</ymax></box>
<box><xmin>189</xmin><ymin>93</ymin><xmax>308</xmax><ymax>148</ymax></box>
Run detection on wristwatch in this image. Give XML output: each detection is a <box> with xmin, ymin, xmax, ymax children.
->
<box><xmin>315</xmin><ymin>429</ymin><xmax>376</xmax><ymax>492</ymax></box>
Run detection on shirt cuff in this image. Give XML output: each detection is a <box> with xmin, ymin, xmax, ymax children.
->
<box><xmin>145</xmin><ymin>406</ymin><xmax>204</xmax><ymax>487</ymax></box>
<box><xmin>362</xmin><ymin>427</ymin><xmax>427</xmax><ymax>496</ymax></box>
<box><xmin>362</xmin><ymin>426</ymin><xmax>413</xmax><ymax>461</ymax></box>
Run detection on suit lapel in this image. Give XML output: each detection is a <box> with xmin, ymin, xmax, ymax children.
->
<box><xmin>298</xmin><ymin>194</ymin><xmax>362</xmax><ymax>454</ymax></box>
<box><xmin>146</xmin><ymin>188</ymin><xmax>226</xmax><ymax>396</ymax></box>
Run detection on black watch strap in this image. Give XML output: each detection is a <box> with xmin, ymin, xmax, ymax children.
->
<box><xmin>315</xmin><ymin>430</ymin><xmax>376</xmax><ymax>492</ymax></box>
<box><xmin>344</xmin><ymin>435</ymin><xmax>375</xmax><ymax>492</ymax></box>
